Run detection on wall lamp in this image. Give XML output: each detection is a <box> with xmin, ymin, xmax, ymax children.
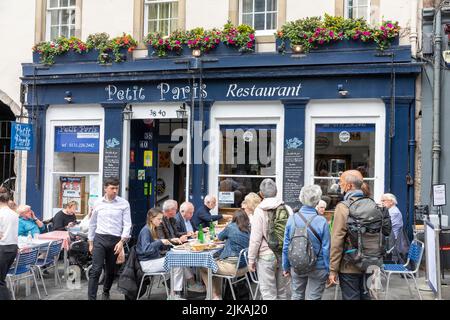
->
<box><xmin>122</xmin><ymin>104</ymin><xmax>133</xmax><ymax>120</ymax></box>
<box><xmin>176</xmin><ymin>103</ymin><xmax>188</xmax><ymax>119</ymax></box>
<box><xmin>64</xmin><ymin>91</ymin><xmax>72</xmax><ymax>103</ymax></box>
<box><xmin>192</xmin><ymin>49</ymin><xmax>202</xmax><ymax>57</ymax></box>
<box><xmin>337</xmin><ymin>84</ymin><xmax>349</xmax><ymax>97</ymax></box>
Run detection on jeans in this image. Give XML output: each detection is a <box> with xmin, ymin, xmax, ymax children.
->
<box><xmin>339</xmin><ymin>273</ymin><xmax>370</xmax><ymax>300</ymax></box>
<box><xmin>257</xmin><ymin>253</ymin><xmax>291</xmax><ymax>300</ymax></box>
<box><xmin>0</xmin><ymin>245</ymin><xmax>17</xmax><ymax>300</ymax></box>
<box><xmin>88</xmin><ymin>233</ymin><xmax>121</xmax><ymax>300</ymax></box>
<box><xmin>291</xmin><ymin>268</ymin><xmax>328</xmax><ymax>300</ymax></box>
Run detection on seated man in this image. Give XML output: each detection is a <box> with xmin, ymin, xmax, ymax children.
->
<box><xmin>175</xmin><ymin>201</ymin><xmax>196</xmax><ymax>239</ymax></box>
<box><xmin>191</xmin><ymin>195</ymin><xmax>232</xmax><ymax>231</ymax></box>
<box><xmin>17</xmin><ymin>205</ymin><xmax>46</xmax><ymax>237</ymax></box>
<box><xmin>53</xmin><ymin>201</ymin><xmax>78</xmax><ymax>231</ymax></box>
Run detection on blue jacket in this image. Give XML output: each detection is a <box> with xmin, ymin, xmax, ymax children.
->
<box><xmin>191</xmin><ymin>205</ymin><xmax>222</xmax><ymax>231</ymax></box>
<box><xmin>18</xmin><ymin>217</ymin><xmax>46</xmax><ymax>237</ymax></box>
<box><xmin>218</xmin><ymin>222</ymin><xmax>250</xmax><ymax>268</ymax></box>
<box><xmin>136</xmin><ymin>225</ymin><xmax>164</xmax><ymax>261</ymax></box>
<box><xmin>282</xmin><ymin>205</ymin><xmax>330</xmax><ymax>272</ymax></box>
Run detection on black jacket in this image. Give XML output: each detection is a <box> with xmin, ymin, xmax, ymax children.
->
<box><xmin>117</xmin><ymin>246</ymin><xmax>144</xmax><ymax>300</ymax></box>
<box><xmin>157</xmin><ymin>215</ymin><xmax>185</xmax><ymax>239</ymax></box>
<box><xmin>191</xmin><ymin>205</ymin><xmax>222</xmax><ymax>231</ymax></box>
<box><xmin>175</xmin><ymin>211</ymin><xmax>187</xmax><ymax>234</ymax></box>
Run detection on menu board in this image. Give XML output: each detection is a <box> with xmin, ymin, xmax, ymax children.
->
<box><xmin>283</xmin><ymin>148</ymin><xmax>304</xmax><ymax>208</ymax></box>
<box><xmin>103</xmin><ymin>148</ymin><xmax>121</xmax><ymax>180</ymax></box>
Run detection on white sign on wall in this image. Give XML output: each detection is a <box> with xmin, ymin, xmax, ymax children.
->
<box><xmin>433</xmin><ymin>184</ymin><xmax>447</xmax><ymax>207</ymax></box>
<box><xmin>219</xmin><ymin>191</ymin><xmax>235</xmax><ymax>204</ymax></box>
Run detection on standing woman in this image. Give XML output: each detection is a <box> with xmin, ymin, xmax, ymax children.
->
<box><xmin>241</xmin><ymin>192</ymin><xmax>261</xmax><ymax>225</ymax></box>
<box><xmin>0</xmin><ymin>187</ymin><xmax>18</xmax><ymax>300</ymax></box>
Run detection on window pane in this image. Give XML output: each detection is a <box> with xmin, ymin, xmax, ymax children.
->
<box><xmin>172</xmin><ymin>2</ymin><xmax>178</xmax><ymax>18</ymax></box>
<box><xmin>61</xmin><ymin>0</ymin><xmax>68</xmax><ymax>7</ymax></box>
<box><xmin>169</xmin><ymin>19</ymin><xmax>177</xmax><ymax>33</ymax></box>
<box><xmin>61</xmin><ymin>26</ymin><xmax>69</xmax><ymax>37</ymax></box>
<box><xmin>148</xmin><ymin>20</ymin><xmax>158</xmax><ymax>33</ymax></box>
<box><xmin>267</xmin><ymin>0</ymin><xmax>277</xmax><ymax>11</ymax></box>
<box><xmin>358</xmin><ymin>7</ymin><xmax>368</xmax><ymax>20</ymax></box>
<box><xmin>254</xmin><ymin>13</ymin><xmax>265</xmax><ymax>30</ymax></box>
<box><xmin>51</xmin><ymin>10</ymin><xmax>59</xmax><ymax>25</ymax></box>
<box><xmin>62</xmin><ymin>9</ymin><xmax>70</xmax><ymax>25</ymax></box>
<box><xmin>242</xmin><ymin>0</ymin><xmax>253</xmax><ymax>13</ymax></box>
<box><xmin>160</xmin><ymin>3</ymin><xmax>170</xmax><ymax>19</ymax></box>
<box><xmin>266</xmin><ymin>12</ymin><xmax>276</xmax><ymax>30</ymax></box>
<box><xmin>160</xmin><ymin>19</ymin><xmax>169</xmax><ymax>37</ymax></box>
<box><xmin>348</xmin><ymin>0</ymin><xmax>354</xmax><ymax>8</ymax></box>
<box><xmin>255</xmin><ymin>0</ymin><xmax>265</xmax><ymax>12</ymax></box>
<box><xmin>219</xmin><ymin>127</ymin><xmax>276</xmax><ymax>176</ymax></box>
<box><xmin>218</xmin><ymin>177</ymin><xmax>272</xmax><ymax>209</ymax></box>
<box><xmin>359</xmin><ymin>0</ymin><xmax>368</xmax><ymax>6</ymax></box>
<box><xmin>69</xmin><ymin>26</ymin><xmax>75</xmax><ymax>37</ymax></box>
<box><xmin>148</xmin><ymin>4</ymin><xmax>158</xmax><ymax>19</ymax></box>
<box><xmin>69</xmin><ymin>0</ymin><xmax>76</xmax><ymax>6</ymax></box>
<box><xmin>49</xmin><ymin>0</ymin><xmax>59</xmax><ymax>8</ymax></box>
<box><xmin>51</xmin><ymin>26</ymin><xmax>59</xmax><ymax>40</ymax></box>
<box><xmin>242</xmin><ymin>14</ymin><xmax>253</xmax><ymax>26</ymax></box>
<box><xmin>70</xmin><ymin>10</ymin><xmax>75</xmax><ymax>24</ymax></box>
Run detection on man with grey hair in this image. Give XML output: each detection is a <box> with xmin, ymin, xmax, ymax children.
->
<box><xmin>191</xmin><ymin>195</ymin><xmax>232</xmax><ymax>231</ymax></box>
<box><xmin>381</xmin><ymin>193</ymin><xmax>403</xmax><ymax>239</ymax></box>
<box><xmin>248</xmin><ymin>178</ymin><xmax>293</xmax><ymax>300</ymax></box>
<box><xmin>281</xmin><ymin>185</ymin><xmax>330</xmax><ymax>300</ymax></box>
<box><xmin>175</xmin><ymin>201</ymin><xmax>195</xmax><ymax>238</ymax></box>
<box><xmin>157</xmin><ymin>199</ymin><xmax>188</xmax><ymax>243</ymax></box>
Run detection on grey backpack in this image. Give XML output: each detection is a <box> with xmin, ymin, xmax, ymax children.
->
<box><xmin>288</xmin><ymin>212</ymin><xmax>321</xmax><ymax>274</ymax></box>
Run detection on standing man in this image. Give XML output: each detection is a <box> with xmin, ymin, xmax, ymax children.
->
<box><xmin>0</xmin><ymin>188</ymin><xmax>18</xmax><ymax>300</ymax></box>
<box><xmin>328</xmin><ymin>170</ymin><xmax>391</xmax><ymax>300</ymax></box>
<box><xmin>191</xmin><ymin>195</ymin><xmax>232</xmax><ymax>231</ymax></box>
<box><xmin>380</xmin><ymin>193</ymin><xmax>403</xmax><ymax>240</ymax></box>
<box><xmin>88</xmin><ymin>177</ymin><xmax>132</xmax><ymax>300</ymax></box>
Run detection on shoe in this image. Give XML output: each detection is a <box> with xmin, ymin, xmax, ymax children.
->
<box><xmin>101</xmin><ymin>292</ymin><xmax>110</xmax><ymax>300</ymax></box>
<box><xmin>187</xmin><ymin>283</ymin><xmax>206</xmax><ymax>293</ymax></box>
<box><xmin>168</xmin><ymin>294</ymin><xmax>185</xmax><ymax>300</ymax></box>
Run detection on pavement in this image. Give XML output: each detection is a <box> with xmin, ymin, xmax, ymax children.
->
<box><xmin>11</xmin><ymin>265</ymin><xmax>450</xmax><ymax>301</ymax></box>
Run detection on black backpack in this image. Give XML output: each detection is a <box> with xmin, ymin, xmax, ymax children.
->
<box><xmin>343</xmin><ymin>197</ymin><xmax>392</xmax><ymax>271</ymax></box>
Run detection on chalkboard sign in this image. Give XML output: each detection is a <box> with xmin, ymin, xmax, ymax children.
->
<box><xmin>103</xmin><ymin>148</ymin><xmax>121</xmax><ymax>180</ymax></box>
<box><xmin>283</xmin><ymin>148</ymin><xmax>304</xmax><ymax>208</ymax></box>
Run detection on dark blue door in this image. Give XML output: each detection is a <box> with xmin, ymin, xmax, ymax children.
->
<box><xmin>128</xmin><ymin>120</ymin><xmax>157</xmax><ymax>237</ymax></box>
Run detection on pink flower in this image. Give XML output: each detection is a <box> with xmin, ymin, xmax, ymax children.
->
<box><xmin>303</xmin><ymin>34</ymin><xmax>308</xmax><ymax>39</ymax></box>
<box><xmin>363</xmin><ymin>31</ymin><xmax>371</xmax><ymax>36</ymax></box>
<box><xmin>229</xmin><ymin>39</ymin><xmax>235</xmax><ymax>44</ymax></box>
<box><xmin>158</xmin><ymin>39</ymin><xmax>163</xmax><ymax>45</ymax></box>
<box><xmin>167</xmin><ymin>45</ymin><xmax>171</xmax><ymax>50</ymax></box>
<box><xmin>387</xmin><ymin>23</ymin><xmax>393</xmax><ymax>28</ymax></box>
<box><xmin>215</xmin><ymin>39</ymin><xmax>220</xmax><ymax>44</ymax></box>
<box><xmin>308</xmin><ymin>38</ymin><xmax>314</xmax><ymax>43</ymax></box>
<box><xmin>319</xmin><ymin>39</ymin><xmax>324</xmax><ymax>44</ymax></box>
<box><xmin>249</xmin><ymin>34</ymin><xmax>255</xmax><ymax>40</ymax></box>
<box><xmin>338</xmin><ymin>32</ymin><xmax>343</xmax><ymax>37</ymax></box>
<box><xmin>175</xmin><ymin>40</ymin><xmax>181</xmax><ymax>45</ymax></box>
<box><xmin>381</xmin><ymin>26</ymin><xmax>386</xmax><ymax>31</ymax></box>
<box><xmin>247</xmin><ymin>42</ymin><xmax>253</xmax><ymax>48</ymax></box>
<box><xmin>329</xmin><ymin>31</ymin><xmax>335</xmax><ymax>38</ymax></box>
<box><xmin>205</xmin><ymin>37</ymin><xmax>210</xmax><ymax>42</ymax></box>
<box><xmin>353</xmin><ymin>35</ymin><xmax>359</xmax><ymax>40</ymax></box>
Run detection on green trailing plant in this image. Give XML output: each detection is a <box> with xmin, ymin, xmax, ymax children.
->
<box><xmin>86</xmin><ymin>32</ymin><xmax>111</xmax><ymax>64</ymax></box>
<box><xmin>109</xmin><ymin>33</ymin><xmax>138</xmax><ymax>63</ymax></box>
<box><xmin>221</xmin><ymin>21</ymin><xmax>255</xmax><ymax>52</ymax></box>
<box><xmin>276</xmin><ymin>15</ymin><xmax>400</xmax><ymax>53</ymax></box>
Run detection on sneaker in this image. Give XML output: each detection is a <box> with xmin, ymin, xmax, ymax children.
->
<box><xmin>168</xmin><ymin>294</ymin><xmax>186</xmax><ymax>300</ymax></box>
<box><xmin>101</xmin><ymin>292</ymin><xmax>110</xmax><ymax>300</ymax></box>
<box><xmin>187</xmin><ymin>283</ymin><xmax>206</xmax><ymax>293</ymax></box>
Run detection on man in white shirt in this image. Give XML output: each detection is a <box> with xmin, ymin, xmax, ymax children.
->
<box><xmin>88</xmin><ymin>177</ymin><xmax>131</xmax><ymax>300</ymax></box>
<box><xmin>381</xmin><ymin>193</ymin><xmax>403</xmax><ymax>239</ymax></box>
<box><xmin>0</xmin><ymin>189</ymin><xmax>18</xmax><ymax>300</ymax></box>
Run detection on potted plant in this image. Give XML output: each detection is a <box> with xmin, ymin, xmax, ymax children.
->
<box><xmin>275</xmin><ymin>17</ymin><xmax>322</xmax><ymax>53</ymax></box>
<box><xmin>32</xmin><ymin>36</ymin><xmax>93</xmax><ymax>65</ymax></box>
<box><xmin>145</xmin><ymin>30</ymin><xmax>189</xmax><ymax>58</ymax></box>
<box><xmin>185</xmin><ymin>27</ymin><xmax>221</xmax><ymax>56</ymax></box>
<box><xmin>219</xmin><ymin>21</ymin><xmax>255</xmax><ymax>54</ymax></box>
<box><xmin>108</xmin><ymin>33</ymin><xmax>137</xmax><ymax>63</ymax></box>
<box><xmin>86</xmin><ymin>32</ymin><xmax>111</xmax><ymax>63</ymax></box>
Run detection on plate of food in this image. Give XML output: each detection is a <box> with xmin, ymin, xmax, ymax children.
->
<box><xmin>190</xmin><ymin>243</ymin><xmax>207</xmax><ymax>252</ymax></box>
<box><xmin>212</xmin><ymin>239</ymin><xmax>225</xmax><ymax>244</ymax></box>
<box><xmin>172</xmin><ymin>244</ymin><xmax>188</xmax><ymax>251</ymax></box>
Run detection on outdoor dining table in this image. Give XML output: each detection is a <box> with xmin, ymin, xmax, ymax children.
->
<box><xmin>37</xmin><ymin>231</ymin><xmax>70</xmax><ymax>279</ymax></box>
<box><xmin>163</xmin><ymin>247</ymin><xmax>221</xmax><ymax>300</ymax></box>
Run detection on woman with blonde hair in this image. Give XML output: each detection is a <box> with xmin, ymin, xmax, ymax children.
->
<box><xmin>241</xmin><ymin>192</ymin><xmax>261</xmax><ymax>224</ymax></box>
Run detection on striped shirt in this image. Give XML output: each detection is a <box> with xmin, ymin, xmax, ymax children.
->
<box><xmin>88</xmin><ymin>196</ymin><xmax>132</xmax><ymax>241</ymax></box>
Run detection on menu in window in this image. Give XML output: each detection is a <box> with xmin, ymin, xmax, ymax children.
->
<box><xmin>103</xmin><ymin>148</ymin><xmax>121</xmax><ymax>179</ymax></box>
<box><xmin>59</xmin><ymin>176</ymin><xmax>85</xmax><ymax>214</ymax></box>
<box><xmin>283</xmin><ymin>148</ymin><xmax>304</xmax><ymax>209</ymax></box>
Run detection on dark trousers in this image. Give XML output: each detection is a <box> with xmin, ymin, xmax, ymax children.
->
<box><xmin>339</xmin><ymin>273</ymin><xmax>370</xmax><ymax>300</ymax></box>
<box><xmin>0</xmin><ymin>244</ymin><xmax>18</xmax><ymax>300</ymax></box>
<box><xmin>88</xmin><ymin>234</ymin><xmax>120</xmax><ymax>300</ymax></box>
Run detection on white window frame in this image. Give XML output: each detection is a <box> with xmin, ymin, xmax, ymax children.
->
<box><xmin>305</xmin><ymin>99</ymin><xmax>385</xmax><ymax>203</ymax></box>
<box><xmin>209</xmin><ymin>102</ymin><xmax>284</xmax><ymax>213</ymax></box>
<box><xmin>144</xmin><ymin>0</ymin><xmax>179</xmax><ymax>37</ymax></box>
<box><xmin>45</xmin><ymin>0</ymin><xmax>76</xmax><ymax>40</ymax></box>
<box><xmin>43</xmin><ymin>106</ymin><xmax>104</xmax><ymax>220</ymax></box>
<box><xmin>344</xmin><ymin>0</ymin><xmax>371</xmax><ymax>21</ymax></box>
<box><xmin>239</xmin><ymin>0</ymin><xmax>277</xmax><ymax>36</ymax></box>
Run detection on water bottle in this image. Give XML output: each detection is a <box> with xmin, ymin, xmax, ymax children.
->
<box><xmin>27</xmin><ymin>231</ymin><xmax>32</xmax><ymax>243</ymax></box>
<box><xmin>209</xmin><ymin>222</ymin><xmax>216</xmax><ymax>240</ymax></box>
<box><xmin>198</xmin><ymin>224</ymin><xmax>204</xmax><ymax>244</ymax></box>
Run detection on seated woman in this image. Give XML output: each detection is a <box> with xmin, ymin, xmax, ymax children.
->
<box><xmin>136</xmin><ymin>208</ymin><xmax>187</xmax><ymax>298</ymax></box>
<box><xmin>17</xmin><ymin>205</ymin><xmax>46</xmax><ymax>237</ymax></box>
<box><xmin>200</xmin><ymin>210</ymin><xmax>250</xmax><ymax>300</ymax></box>
<box><xmin>53</xmin><ymin>201</ymin><xmax>78</xmax><ymax>231</ymax></box>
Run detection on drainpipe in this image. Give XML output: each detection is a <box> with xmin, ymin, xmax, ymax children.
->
<box><xmin>410</xmin><ymin>0</ymin><xmax>418</xmax><ymax>58</ymax></box>
<box><xmin>432</xmin><ymin>7</ymin><xmax>442</xmax><ymax>188</ymax></box>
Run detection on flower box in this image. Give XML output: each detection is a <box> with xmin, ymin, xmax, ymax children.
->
<box><xmin>208</xmin><ymin>42</ymin><xmax>241</xmax><ymax>55</ymax></box>
<box><xmin>147</xmin><ymin>44</ymin><xmax>190</xmax><ymax>58</ymax></box>
<box><xmin>33</xmin><ymin>49</ymin><xmax>99</xmax><ymax>64</ymax></box>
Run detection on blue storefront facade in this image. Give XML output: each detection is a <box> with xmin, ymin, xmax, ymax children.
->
<box><xmin>22</xmin><ymin>42</ymin><xmax>420</xmax><ymax>236</ymax></box>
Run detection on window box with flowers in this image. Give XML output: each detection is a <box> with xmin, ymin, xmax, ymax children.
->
<box><xmin>275</xmin><ymin>15</ymin><xmax>400</xmax><ymax>54</ymax></box>
<box><xmin>215</xmin><ymin>21</ymin><xmax>255</xmax><ymax>55</ymax></box>
<box><xmin>145</xmin><ymin>30</ymin><xmax>190</xmax><ymax>58</ymax></box>
<box><xmin>32</xmin><ymin>37</ymin><xmax>95</xmax><ymax>65</ymax></box>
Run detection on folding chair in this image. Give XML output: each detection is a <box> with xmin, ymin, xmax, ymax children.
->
<box><xmin>243</xmin><ymin>249</ymin><xmax>260</xmax><ymax>300</ymax></box>
<box><xmin>382</xmin><ymin>239</ymin><xmax>424</xmax><ymax>300</ymax></box>
<box><xmin>33</xmin><ymin>239</ymin><xmax>64</xmax><ymax>295</ymax></box>
<box><xmin>213</xmin><ymin>248</ymin><xmax>253</xmax><ymax>300</ymax></box>
<box><xmin>6</xmin><ymin>247</ymin><xmax>41</xmax><ymax>300</ymax></box>
<box><xmin>136</xmin><ymin>271</ymin><xmax>170</xmax><ymax>300</ymax></box>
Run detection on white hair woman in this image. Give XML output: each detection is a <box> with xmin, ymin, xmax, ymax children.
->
<box><xmin>281</xmin><ymin>184</ymin><xmax>330</xmax><ymax>300</ymax></box>
<box><xmin>241</xmin><ymin>192</ymin><xmax>261</xmax><ymax>224</ymax></box>
<box><xmin>315</xmin><ymin>200</ymin><xmax>327</xmax><ymax>215</ymax></box>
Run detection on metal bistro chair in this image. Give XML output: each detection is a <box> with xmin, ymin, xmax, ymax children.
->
<box><xmin>33</xmin><ymin>239</ymin><xmax>64</xmax><ymax>295</ymax></box>
<box><xmin>136</xmin><ymin>271</ymin><xmax>170</xmax><ymax>300</ymax></box>
<box><xmin>6</xmin><ymin>247</ymin><xmax>41</xmax><ymax>300</ymax></box>
<box><xmin>213</xmin><ymin>248</ymin><xmax>253</xmax><ymax>300</ymax></box>
<box><xmin>243</xmin><ymin>249</ymin><xmax>260</xmax><ymax>300</ymax></box>
<box><xmin>382</xmin><ymin>239</ymin><xmax>424</xmax><ymax>300</ymax></box>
